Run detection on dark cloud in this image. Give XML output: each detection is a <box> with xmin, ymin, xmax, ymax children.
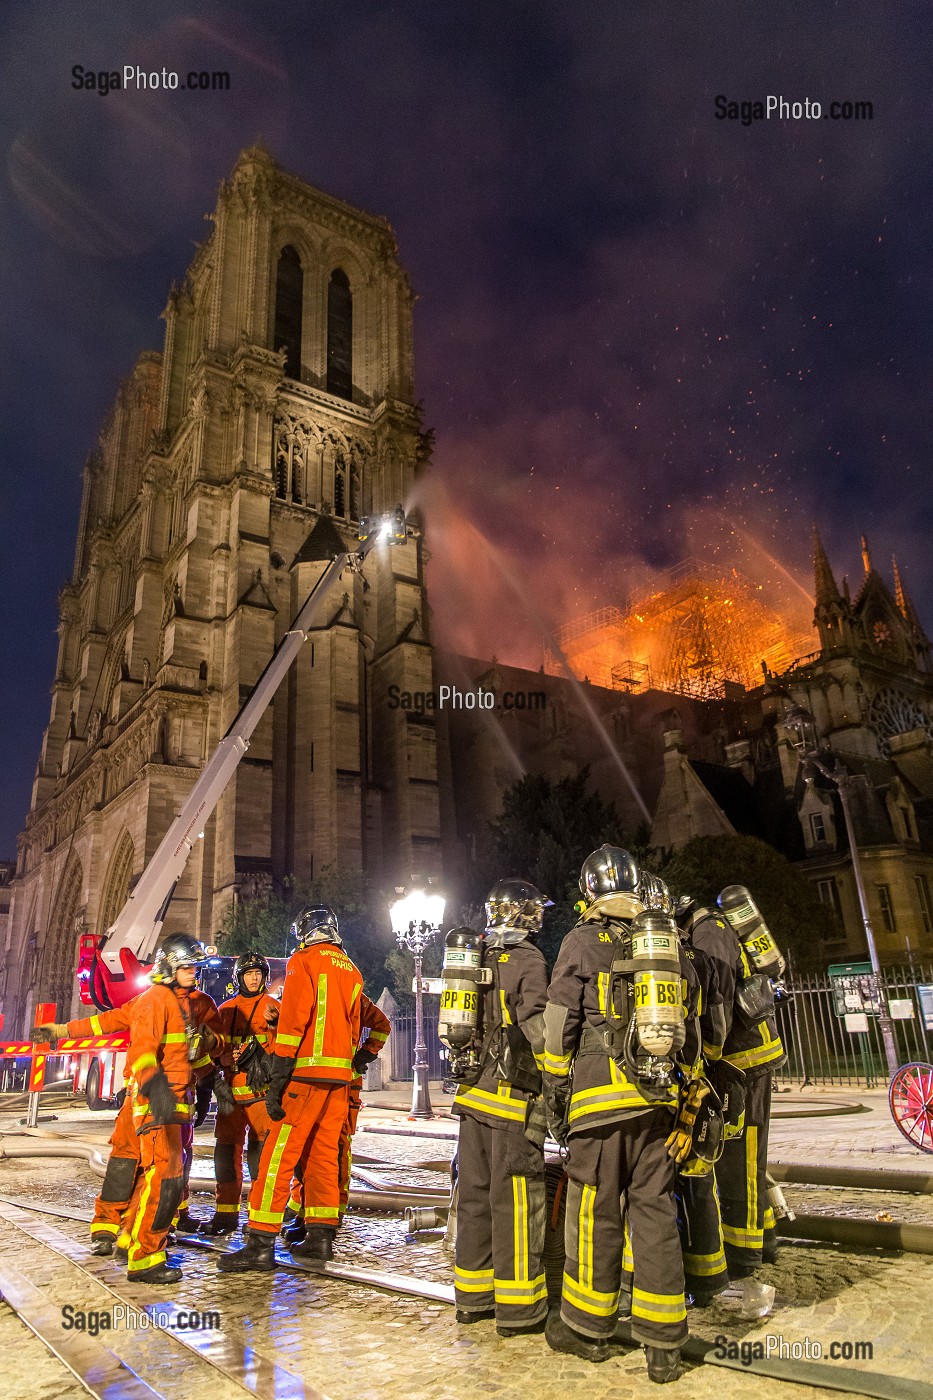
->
<box><xmin>0</xmin><ymin>0</ymin><xmax>930</xmax><ymax>851</ymax></box>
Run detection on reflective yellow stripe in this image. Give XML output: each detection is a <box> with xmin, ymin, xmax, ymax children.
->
<box><xmin>250</xmin><ymin>1208</ymin><xmax>285</xmax><ymax>1225</ymax></box>
<box><xmin>191</xmin><ymin>1054</ymin><xmax>212</xmax><ymax>1069</ymax></box>
<box><xmin>763</xmin><ymin>1206</ymin><xmax>776</xmax><ymax>1231</ymax></box>
<box><xmin>580</xmin><ymin>1184</ymin><xmax>595</xmax><ymax>1290</ymax></box>
<box><xmin>90</xmin><ymin>1223</ymin><xmax>120</xmax><ymax>1237</ymax></box>
<box><xmin>277</xmin><ymin>1033</ymin><xmax>302</xmax><ymax>1047</ymax></box>
<box><xmin>350</xmin><ymin>982</ymin><xmax>361</xmax><ymax>1008</ymax></box>
<box><xmin>161</xmin><ymin>1033</ymin><xmax>187</xmax><ymax>1045</ymax></box>
<box><xmin>597</xmin><ymin>972</ymin><xmax>609</xmax><ymax>1015</ymax></box>
<box><xmin>259</xmin><ymin>1124</ymin><xmax>292</xmax><ymax>1216</ymax></box>
<box><xmin>127</xmin><ymin>1250</ymin><xmax>165</xmax><ymax>1272</ymax></box>
<box><xmin>367</xmin><ymin>1030</ymin><xmax>388</xmax><ymax>1046</ymax></box>
<box><xmin>455</xmin><ymin>1266</ymin><xmax>494</xmax><ymax>1293</ymax></box>
<box><xmin>632</xmin><ymin>1287</ymin><xmax>686</xmax><ymax>1324</ymax></box>
<box><xmin>304</xmin><ymin>1205</ymin><xmax>340</xmax><ymax>1219</ymax></box>
<box><xmin>453</xmin><ymin>1086</ymin><xmax>527</xmax><ymax>1122</ymax></box>
<box><xmin>512</xmin><ymin>1175</ymin><xmax>528</xmax><ymax>1281</ymax></box>
<box><xmin>703</xmin><ymin>1041</ymin><xmax>723</xmax><ymax>1061</ymax></box>
<box><xmin>313</xmin><ymin>975</ymin><xmax>328</xmax><ymax>1062</ymax></box>
<box><xmin>746</xmin><ymin>1125</ymin><xmax>758</xmax><ymax>1234</ymax></box>
<box><xmin>232</xmin><ymin>1085</ymin><xmax>257</xmax><ymax>1098</ymax></box>
<box><xmin>683</xmin><ymin>1250</ymin><xmax>727</xmax><ymax>1276</ymax></box>
<box><xmin>543</xmin><ymin>1051</ymin><xmax>572</xmax><ymax>1077</ymax></box>
<box><xmin>214</xmin><ymin>1204</ymin><xmax>239</xmax><ymax>1214</ymax></box>
<box><xmin>494</xmin><ymin>1276</ymin><xmax>547</xmax><ymax>1305</ymax></box>
<box><xmin>294</xmin><ymin>1056</ymin><xmax>353</xmax><ymax>1070</ymax></box>
<box><xmin>721</xmin><ymin>1224</ymin><xmax>764</xmax><ymax>1246</ymax></box>
<box><xmin>569</xmin><ymin>1082</ymin><xmax>676</xmax><ymax>1121</ymax></box>
<box><xmin>89</xmin><ymin>1015</ymin><xmax>103</xmax><ymax>1035</ymax></box>
<box><xmin>499</xmin><ymin>989</ymin><xmax>512</xmax><ymax>1027</ymax></box>
<box><xmin>622</xmin><ymin>1218</ymin><xmax>633</xmax><ymax>1273</ymax></box>
<box><xmin>131</xmin><ymin>1053</ymin><xmax>158</xmax><ymax>1076</ymax></box>
<box><xmin>562</xmin><ymin>1272</ymin><xmax>619</xmax><ymax>1317</ymax></box>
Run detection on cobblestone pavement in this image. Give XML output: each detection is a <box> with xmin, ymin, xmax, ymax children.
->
<box><xmin>1</xmin><ymin>1098</ymin><xmax>932</xmax><ymax>1398</ymax></box>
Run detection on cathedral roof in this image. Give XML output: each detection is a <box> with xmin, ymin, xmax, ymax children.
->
<box><xmin>812</xmin><ymin>525</ymin><xmax>841</xmax><ymax>609</ymax></box>
<box><xmin>293</xmin><ymin>515</ymin><xmax>349</xmax><ymax>565</ymax></box>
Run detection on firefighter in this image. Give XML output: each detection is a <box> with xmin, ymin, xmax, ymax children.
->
<box><xmin>121</xmin><ymin>933</ymin><xmax>224</xmax><ymax>1283</ymax></box>
<box><xmin>677</xmin><ymin>894</ymin><xmax>785</xmax><ymax>1314</ymax></box>
<box><xmin>36</xmin><ymin>999</ymin><xmax>142</xmax><ymax>1254</ymax></box>
<box><xmin>199</xmin><ymin>951</ymin><xmax>279</xmax><ymax>1235</ymax></box>
<box><xmin>450</xmin><ymin>879</ymin><xmax>550</xmax><ymax>1337</ymax></box>
<box><xmin>218</xmin><ymin>905</ymin><xmax>365</xmax><ymax>1272</ymax></box>
<box><xmin>542</xmin><ymin>846</ymin><xmax>699</xmax><ymax>1384</ymax></box>
<box><xmin>671</xmin><ymin>901</ymin><xmax>731</xmax><ymax>1307</ymax></box>
<box><xmin>285</xmin><ymin>990</ymin><xmax>390</xmax><ymax>1244</ymax></box>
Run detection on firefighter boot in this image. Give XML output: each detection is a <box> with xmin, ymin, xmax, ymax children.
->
<box><xmin>290</xmin><ymin>1226</ymin><xmax>335</xmax><ymax>1264</ymax></box>
<box><xmin>645</xmin><ymin>1346</ymin><xmax>683</xmax><ymax>1384</ymax></box>
<box><xmin>545</xmin><ymin>1313</ymin><xmax>610</xmax><ymax>1363</ymax></box>
<box><xmin>175</xmin><ymin>1209</ymin><xmax>200</xmax><ymax>1233</ymax></box>
<box><xmin>90</xmin><ymin>1236</ymin><xmax>114</xmax><ymax>1257</ymax></box>
<box><xmin>217</xmin><ymin>1232</ymin><xmax>277</xmax><ymax>1273</ymax></box>
<box><xmin>200</xmin><ymin>1213</ymin><xmax>238</xmax><ymax>1236</ymax></box>
<box><xmin>283</xmin><ymin>1220</ymin><xmax>307</xmax><ymax>1246</ymax></box>
<box><xmin>128</xmin><ymin>1262</ymin><xmax>183</xmax><ymax>1285</ymax></box>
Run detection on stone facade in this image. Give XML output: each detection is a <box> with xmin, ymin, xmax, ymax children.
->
<box><xmin>7</xmin><ymin>147</ymin><xmax>440</xmax><ymax>1030</ymax></box>
<box><xmin>651</xmin><ymin>530</ymin><xmax>933</xmax><ymax>962</ymax></box>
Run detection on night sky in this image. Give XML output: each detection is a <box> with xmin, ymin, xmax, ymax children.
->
<box><xmin>1</xmin><ymin>2</ymin><xmax>931</xmax><ymax>854</ymax></box>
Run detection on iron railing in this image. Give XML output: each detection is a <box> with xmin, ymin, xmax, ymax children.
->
<box><xmin>388</xmin><ymin>1014</ymin><xmax>447</xmax><ymax>1082</ymax></box>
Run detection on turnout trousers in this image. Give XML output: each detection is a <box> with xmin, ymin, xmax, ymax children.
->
<box><xmin>247</xmin><ymin>1081</ymin><xmax>349</xmax><ymax>1235</ymax></box>
<box><xmin>717</xmin><ymin>1071</ymin><xmax>772</xmax><ymax>1278</ymax></box>
<box><xmin>287</xmin><ymin>1080</ymin><xmax>361</xmax><ymax>1228</ymax></box>
<box><xmin>453</xmin><ymin>1111</ymin><xmax>547</xmax><ymax>1329</ymax></box>
<box><xmin>125</xmin><ymin>1124</ymin><xmax>185</xmax><ymax>1274</ymax></box>
<box><xmin>677</xmin><ymin>1172</ymin><xmax>729</xmax><ymax>1299</ymax></box>
<box><xmin>91</xmin><ymin>1095</ymin><xmax>140</xmax><ymax>1242</ymax></box>
<box><xmin>562</xmin><ymin>1111</ymin><xmax>687</xmax><ymax>1349</ymax></box>
<box><xmin>213</xmin><ymin>1101</ymin><xmax>274</xmax><ymax>1221</ymax></box>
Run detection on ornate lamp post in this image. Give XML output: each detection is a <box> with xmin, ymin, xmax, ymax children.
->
<box><xmin>784</xmin><ymin>706</ymin><xmax>899</xmax><ymax>1077</ymax></box>
<box><xmin>390</xmin><ymin>887</ymin><xmax>446</xmax><ymax>1120</ymax></box>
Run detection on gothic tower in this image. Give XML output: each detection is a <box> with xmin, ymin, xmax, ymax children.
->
<box><xmin>7</xmin><ymin>148</ymin><xmax>440</xmax><ymax>1028</ymax></box>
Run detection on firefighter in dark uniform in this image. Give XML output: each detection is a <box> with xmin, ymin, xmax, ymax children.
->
<box><xmin>672</xmin><ymin>898</ymin><xmax>731</xmax><ymax>1305</ymax></box>
<box><xmin>677</xmin><ymin>894</ymin><xmax>785</xmax><ymax>1314</ymax></box>
<box><xmin>542</xmin><ymin>848</ymin><xmax>699</xmax><ymax>1384</ymax></box>
<box><xmin>451</xmin><ymin>879</ymin><xmax>551</xmax><ymax>1337</ymax></box>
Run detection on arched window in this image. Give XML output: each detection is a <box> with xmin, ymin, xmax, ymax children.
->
<box><xmin>326</xmin><ymin>269</ymin><xmax>352</xmax><ymax>399</ymax></box>
<box><xmin>334</xmin><ymin>454</ymin><xmax>347</xmax><ymax>518</ymax></box>
<box><xmin>349</xmin><ymin>460</ymin><xmax>361</xmax><ymax>520</ymax></box>
<box><xmin>274</xmin><ymin>246</ymin><xmax>303</xmax><ymax>380</ymax></box>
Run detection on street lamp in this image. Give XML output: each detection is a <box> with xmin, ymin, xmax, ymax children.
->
<box><xmin>390</xmin><ymin>886</ymin><xmax>446</xmax><ymax>1119</ymax></box>
<box><xmin>784</xmin><ymin>705</ymin><xmax>899</xmax><ymax>1077</ymax></box>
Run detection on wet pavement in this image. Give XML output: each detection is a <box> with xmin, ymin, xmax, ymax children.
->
<box><xmin>0</xmin><ymin>1093</ymin><xmax>932</xmax><ymax>1398</ymax></box>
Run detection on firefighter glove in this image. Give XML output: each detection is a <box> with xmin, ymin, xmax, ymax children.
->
<box><xmin>666</xmin><ymin>1078</ymin><xmax>711</xmax><ymax>1165</ymax></box>
<box><xmin>33</xmin><ymin>1023</ymin><xmax>69</xmax><ymax>1045</ymax></box>
<box><xmin>265</xmin><ymin>1054</ymin><xmax>295</xmax><ymax>1122</ymax></box>
<box><xmin>194</xmin><ymin>1072</ymin><xmax>215</xmax><ymax>1126</ymax></box>
<box><xmin>214</xmin><ymin>1077</ymin><xmax>237</xmax><ymax>1117</ymax></box>
<box><xmin>351</xmin><ymin>1046</ymin><xmax>377</xmax><ymax>1077</ymax></box>
<box><xmin>543</xmin><ymin>1078</ymin><xmax>571</xmax><ymax>1146</ymax></box>
<box><xmin>142</xmin><ymin>1070</ymin><xmax>178</xmax><ymax>1126</ymax></box>
<box><xmin>264</xmin><ymin>1003</ymin><xmax>280</xmax><ymax>1027</ymax></box>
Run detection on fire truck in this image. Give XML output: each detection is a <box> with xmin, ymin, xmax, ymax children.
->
<box><xmin>50</xmin><ymin>511</ymin><xmax>411</xmax><ymax>1105</ymax></box>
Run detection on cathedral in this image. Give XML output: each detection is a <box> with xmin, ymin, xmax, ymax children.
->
<box><xmin>6</xmin><ymin>147</ymin><xmax>443</xmax><ymax>1025</ymax></box>
<box><xmin>5</xmin><ymin>150</ymin><xmax>933</xmax><ymax>1031</ymax></box>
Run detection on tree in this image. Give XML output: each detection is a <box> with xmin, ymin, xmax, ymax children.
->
<box><xmin>656</xmin><ymin>834</ymin><xmax>839</xmax><ymax>971</ymax></box>
<box><xmin>467</xmin><ymin>768</ymin><xmax>632</xmax><ymax>966</ymax></box>
<box><xmin>217</xmin><ymin>866</ymin><xmax>395</xmax><ymax>995</ymax></box>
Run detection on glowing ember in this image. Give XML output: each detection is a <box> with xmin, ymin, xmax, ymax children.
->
<box><xmin>548</xmin><ymin>559</ymin><xmax>811</xmax><ymax>699</ymax></box>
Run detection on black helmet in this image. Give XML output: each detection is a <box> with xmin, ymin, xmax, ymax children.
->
<box><xmin>485</xmin><ymin>878</ymin><xmax>553</xmax><ymax>946</ymax></box>
<box><xmin>153</xmin><ymin>933</ymin><xmax>207</xmax><ymax>985</ymax></box>
<box><xmin>289</xmin><ymin>905</ymin><xmax>342</xmax><ymax>951</ymax></box>
<box><xmin>235</xmin><ymin>950</ymin><xmax>270</xmax><ymax>994</ymax></box>
<box><xmin>673</xmin><ymin>894</ymin><xmax>699</xmax><ymax>928</ymax></box>
<box><xmin>579</xmin><ymin>845</ymin><xmax>640</xmax><ymax>903</ymax></box>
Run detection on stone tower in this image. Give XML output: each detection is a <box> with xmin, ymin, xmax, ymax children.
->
<box><xmin>6</xmin><ymin>147</ymin><xmax>440</xmax><ymax>1028</ymax></box>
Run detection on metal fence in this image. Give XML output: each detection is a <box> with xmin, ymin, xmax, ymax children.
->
<box><xmin>389</xmin><ymin>1014</ymin><xmax>447</xmax><ymax>1082</ymax></box>
<box><xmin>774</xmin><ymin>964</ymin><xmax>933</xmax><ymax>1089</ymax></box>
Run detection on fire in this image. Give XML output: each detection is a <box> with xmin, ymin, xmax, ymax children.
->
<box><xmin>548</xmin><ymin>560</ymin><xmax>811</xmax><ymax>699</ymax></box>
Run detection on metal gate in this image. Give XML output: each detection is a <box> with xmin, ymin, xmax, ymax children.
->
<box><xmin>389</xmin><ymin>1014</ymin><xmax>446</xmax><ymax>1082</ymax></box>
<box><xmin>774</xmin><ymin>964</ymin><xmax>933</xmax><ymax>1089</ymax></box>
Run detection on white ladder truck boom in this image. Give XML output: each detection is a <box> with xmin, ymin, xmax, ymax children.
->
<box><xmin>83</xmin><ymin>508</ymin><xmax>411</xmax><ymax>1010</ymax></box>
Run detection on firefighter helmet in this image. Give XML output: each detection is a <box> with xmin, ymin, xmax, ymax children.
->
<box><xmin>289</xmin><ymin>905</ymin><xmax>342</xmax><ymax>951</ymax></box>
<box><xmin>485</xmin><ymin>878</ymin><xmax>553</xmax><ymax>946</ymax></box>
<box><xmin>152</xmin><ymin>933</ymin><xmax>207</xmax><ymax>985</ymax></box>
<box><xmin>579</xmin><ymin>845</ymin><xmax>640</xmax><ymax>903</ymax></box>
<box><xmin>235</xmin><ymin>950</ymin><xmax>270</xmax><ymax>994</ymax></box>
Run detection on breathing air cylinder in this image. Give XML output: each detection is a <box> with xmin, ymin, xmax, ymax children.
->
<box><xmin>438</xmin><ymin>927</ymin><xmax>484</xmax><ymax>1053</ymax></box>
<box><xmin>628</xmin><ymin>909</ymin><xmax>685</xmax><ymax>1058</ymax></box>
<box><xmin>717</xmin><ymin>886</ymin><xmax>785</xmax><ymax>977</ymax></box>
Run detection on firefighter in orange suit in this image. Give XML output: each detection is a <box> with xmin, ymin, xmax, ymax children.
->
<box><xmin>200</xmin><ymin>951</ymin><xmax>279</xmax><ymax>1235</ymax></box>
<box><xmin>219</xmin><ymin>905</ymin><xmax>364</xmax><ymax>1272</ymax></box>
<box><xmin>36</xmin><ymin>998</ymin><xmax>142</xmax><ymax>1254</ymax></box>
<box><xmin>285</xmin><ymin>990</ymin><xmax>391</xmax><ymax>1244</ymax></box>
<box><xmin>122</xmin><ymin>933</ymin><xmax>224</xmax><ymax>1283</ymax></box>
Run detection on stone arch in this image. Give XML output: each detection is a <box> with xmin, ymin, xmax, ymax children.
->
<box><xmin>42</xmin><ymin>856</ymin><xmax>84</xmax><ymax>1018</ymax></box>
<box><xmin>98</xmin><ymin>831</ymin><xmax>135</xmax><ymax>936</ymax></box>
